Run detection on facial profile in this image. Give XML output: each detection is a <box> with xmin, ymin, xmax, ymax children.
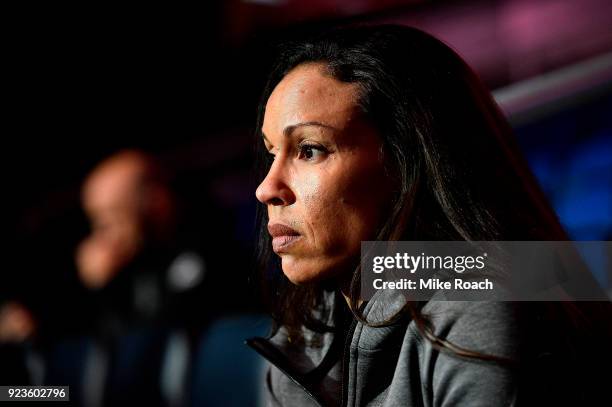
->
<box><xmin>255</xmin><ymin>63</ymin><xmax>393</xmax><ymax>285</ymax></box>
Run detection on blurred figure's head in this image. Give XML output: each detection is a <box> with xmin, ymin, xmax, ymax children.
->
<box><xmin>0</xmin><ymin>302</ymin><xmax>36</xmax><ymax>343</ymax></box>
<box><xmin>77</xmin><ymin>150</ymin><xmax>175</xmax><ymax>289</ymax></box>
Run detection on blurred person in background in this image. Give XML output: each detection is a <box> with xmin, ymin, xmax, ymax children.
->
<box><xmin>67</xmin><ymin>149</ymin><xmax>209</xmax><ymax>407</ymax></box>
<box><xmin>2</xmin><ymin>145</ymin><xmax>258</xmax><ymax>406</ymax></box>
<box><xmin>0</xmin><ymin>302</ymin><xmax>36</xmax><ymax>343</ymax></box>
<box><xmin>0</xmin><ymin>301</ymin><xmax>38</xmax><ymax>384</ymax></box>
<box><xmin>3</xmin><ymin>147</ymin><xmax>257</xmax><ymax>406</ymax></box>
<box><xmin>76</xmin><ymin>149</ymin><xmax>206</xmax><ymax>332</ymax></box>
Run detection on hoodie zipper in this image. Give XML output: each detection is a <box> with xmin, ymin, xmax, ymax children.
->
<box><xmin>340</xmin><ymin>318</ymin><xmax>358</xmax><ymax>407</ymax></box>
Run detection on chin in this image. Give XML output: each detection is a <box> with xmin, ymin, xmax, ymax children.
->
<box><xmin>281</xmin><ymin>256</ymin><xmax>346</xmax><ymax>286</ymax></box>
<box><xmin>282</xmin><ymin>267</ymin><xmax>319</xmax><ymax>285</ymax></box>
<box><xmin>281</xmin><ymin>258</ymin><xmax>326</xmax><ymax>285</ymax></box>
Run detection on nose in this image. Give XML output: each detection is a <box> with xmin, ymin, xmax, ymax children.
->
<box><xmin>255</xmin><ymin>159</ymin><xmax>296</xmax><ymax>206</ymax></box>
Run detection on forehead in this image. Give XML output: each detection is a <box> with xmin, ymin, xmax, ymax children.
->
<box><xmin>83</xmin><ymin>162</ymin><xmax>143</xmax><ymax>210</ymax></box>
<box><xmin>262</xmin><ymin>63</ymin><xmax>361</xmax><ymax>136</ymax></box>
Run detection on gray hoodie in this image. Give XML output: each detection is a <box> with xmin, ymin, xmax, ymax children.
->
<box><xmin>247</xmin><ymin>288</ymin><xmax>595</xmax><ymax>406</ymax></box>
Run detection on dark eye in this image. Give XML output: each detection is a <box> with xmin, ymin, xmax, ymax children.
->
<box><xmin>298</xmin><ymin>143</ymin><xmax>326</xmax><ymax>161</ymax></box>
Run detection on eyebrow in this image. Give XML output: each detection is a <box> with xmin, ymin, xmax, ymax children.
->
<box><xmin>261</xmin><ymin>121</ymin><xmax>337</xmax><ymax>145</ymax></box>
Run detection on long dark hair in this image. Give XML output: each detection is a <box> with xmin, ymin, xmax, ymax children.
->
<box><xmin>253</xmin><ymin>24</ymin><xmax>610</xmax><ymax>364</ymax></box>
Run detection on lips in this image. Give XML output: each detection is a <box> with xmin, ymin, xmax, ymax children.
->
<box><xmin>268</xmin><ymin>223</ymin><xmax>302</xmax><ymax>252</ymax></box>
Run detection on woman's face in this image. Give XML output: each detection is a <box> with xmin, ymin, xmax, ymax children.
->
<box><xmin>256</xmin><ymin>63</ymin><xmax>393</xmax><ymax>285</ymax></box>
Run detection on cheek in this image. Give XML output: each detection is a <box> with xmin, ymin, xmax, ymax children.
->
<box><xmin>297</xmin><ymin>173</ymin><xmax>336</xmax><ymax>245</ymax></box>
<box><xmin>298</xmin><ymin>166</ymin><xmax>385</xmax><ymax>254</ymax></box>
<box><xmin>291</xmin><ymin>170</ymin><xmax>344</xmax><ymax>254</ymax></box>
<box><xmin>331</xmin><ymin>162</ymin><xmax>391</xmax><ymax>241</ymax></box>
<box><xmin>298</xmin><ymin>172</ymin><xmax>322</xmax><ymax>211</ymax></box>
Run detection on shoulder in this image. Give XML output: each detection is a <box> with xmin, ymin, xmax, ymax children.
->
<box><xmin>401</xmin><ymin>301</ymin><xmax>530</xmax><ymax>406</ymax></box>
<box><xmin>414</xmin><ymin>300</ymin><xmax>528</xmax><ymax>360</ymax></box>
